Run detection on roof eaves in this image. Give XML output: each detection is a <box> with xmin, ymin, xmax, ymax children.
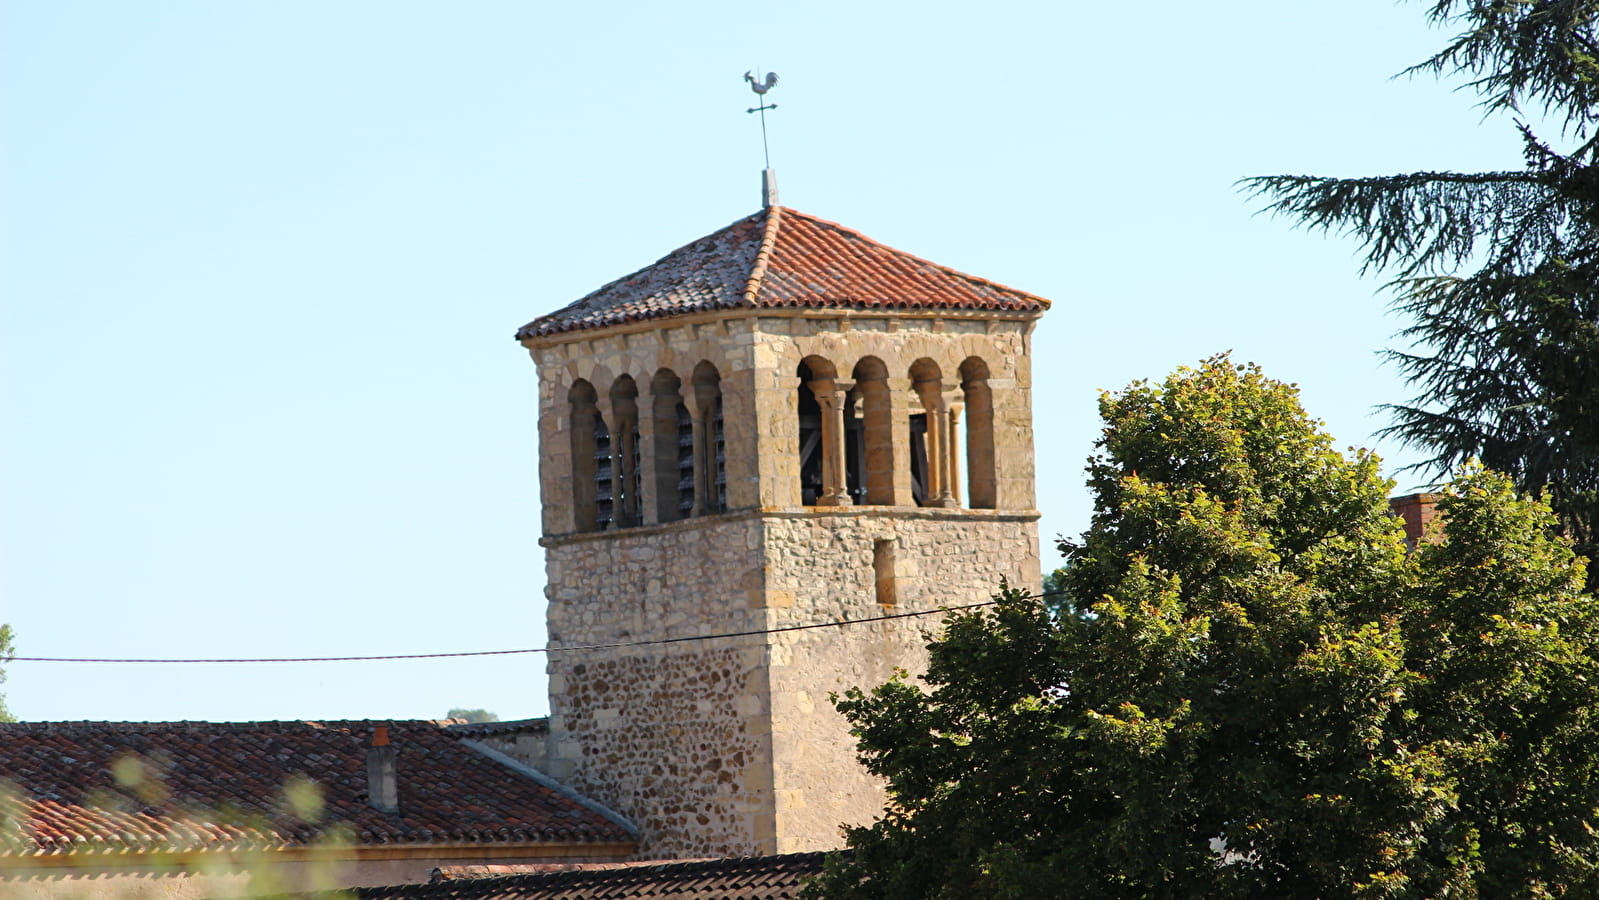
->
<box><xmin>442</xmin><ymin>717</ymin><xmax>550</xmax><ymax>738</ymax></box>
<box><xmin>347</xmin><ymin>851</ymin><xmax>838</xmax><ymax>899</ymax></box>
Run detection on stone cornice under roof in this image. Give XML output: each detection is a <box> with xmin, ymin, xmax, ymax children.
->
<box><xmin>0</xmin><ymin>720</ymin><xmax>635</xmax><ymax>856</ymax></box>
<box><xmin>516</xmin><ymin>207</ymin><xmax>1051</xmax><ymax>340</ymax></box>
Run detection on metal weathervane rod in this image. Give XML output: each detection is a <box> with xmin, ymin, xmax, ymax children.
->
<box><xmin>744</xmin><ymin>70</ymin><xmax>779</xmax><ymax>169</ymax></box>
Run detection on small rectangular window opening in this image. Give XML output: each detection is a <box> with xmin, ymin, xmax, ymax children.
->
<box><xmin>873</xmin><ymin>540</ymin><xmax>897</xmax><ymax>607</ymax></box>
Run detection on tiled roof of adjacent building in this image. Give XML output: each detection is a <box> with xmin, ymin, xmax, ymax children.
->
<box><xmin>0</xmin><ymin>720</ymin><xmax>634</xmax><ymax>856</ymax></box>
<box><xmin>441</xmin><ymin>717</ymin><xmax>550</xmax><ymax>739</ymax></box>
<box><xmin>516</xmin><ymin>207</ymin><xmax>1051</xmax><ymax>339</ymax></box>
<box><xmin>336</xmin><ymin>852</ymin><xmax>830</xmax><ymax>899</ymax></box>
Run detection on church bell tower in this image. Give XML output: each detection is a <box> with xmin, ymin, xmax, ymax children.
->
<box><xmin>516</xmin><ymin>197</ymin><xmax>1049</xmax><ymax>858</ymax></box>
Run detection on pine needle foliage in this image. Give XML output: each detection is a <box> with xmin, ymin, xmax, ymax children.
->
<box><xmin>806</xmin><ymin>358</ymin><xmax>1599</xmax><ymax>899</ymax></box>
<box><xmin>1242</xmin><ymin>1</ymin><xmax>1599</xmax><ymax>570</ymax></box>
<box><xmin>1407</xmin><ymin>0</ymin><xmax>1599</xmax><ymax>133</ymax></box>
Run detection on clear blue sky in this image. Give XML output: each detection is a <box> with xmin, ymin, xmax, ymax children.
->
<box><xmin>1</xmin><ymin>1</ymin><xmax>1538</xmax><ymax>722</ymax></box>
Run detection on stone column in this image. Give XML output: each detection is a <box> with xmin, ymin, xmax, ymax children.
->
<box><xmin>914</xmin><ymin>379</ymin><xmax>954</xmax><ymax>507</ymax></box>
<box><xmin>946</xmin><ymin>399</ymin><xmax>963</xmax><ymax>509</ymax></box>
<box><xmin>811</xmin><ymin>381</ymin><xmax>853</xmax><ymax>507</ymax></box>
<box><xmin>929</xmin><ymin>405</ymin><xmax>956</xmax><ymax>508</ymax></box>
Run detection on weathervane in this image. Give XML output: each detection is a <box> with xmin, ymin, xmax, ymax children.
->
<box><xmin>744</xmin><ymin>70</ymin><xmax>779</xmax><ymax>170</ymax></box>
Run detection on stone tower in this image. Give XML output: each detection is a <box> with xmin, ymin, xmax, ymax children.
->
<box><xmin>516</xmin><ymin>200</ymin><xmax>1049</xmax><ymax>858</ymax></box>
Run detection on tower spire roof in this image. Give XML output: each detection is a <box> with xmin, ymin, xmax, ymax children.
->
<box><xmin>516</xmin><ymin>207</ymin><xmax>1051</xmax><ymax>340</ymax></box>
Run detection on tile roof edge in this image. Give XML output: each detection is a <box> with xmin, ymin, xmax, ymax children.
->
<box><xmin>430</xmin><ymin>858</ymin><xmax>715</xmax><ymax>880</ymax></box>
<box><xmin>779</xmin><ymin>207</ymin><xmax>1054</xmax><ymax>311</ymax></box>
<box><xmin>442</xmin><ymin>717</ymin><xmax>549</xmax><ymax>737</ymax></box>
<box><xmin>2</xmin><ymin>838</ymin><xmax>297</xmax><ymax>859</ymax></box>
<box><xmin>741</xmin><ymin>204</ymin><xmax>783</xmax><ymax>306</ymax></box>
<box><xmin>411</xmin><ymin>851</ymin><xmax>839</xmax><ymax>894</ymax></box>
<box><xmin>0</xmin><ymin>719</ymin><xmax>457</xmax><ymax>732</ymax></box>
<box><xmin>456</xmin><ymin>738</ymin><xmax>639</xmax><ymax>840</ymax></box>
<box><xmin>2</xmin><ymin>835</ymin><xmax>635</xmax><ymax>860</ymax></box>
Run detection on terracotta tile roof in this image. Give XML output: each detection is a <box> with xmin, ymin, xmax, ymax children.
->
<box><xmin>0</xmin><ymin>720</ymin><xmax>633</xmax><ymax>856</ymax></box>
<box><xmin>429</xmin><ymin>860</ymin><xmax>713</xmax><ymax>881</ymax></box>
<box><xmin>344</xmin><ymin>852</ymin><xmax>831</xmax><ymax>899</ymax></box>
<box><xmin>441</xmin><ymin>718</ymin><xmax>549</xmax><ymax>739</ymax></box>
<box><xmin>516</xmin><ymin>207</ymin><xmax>1051</xmax><ymax>339</ymax></box>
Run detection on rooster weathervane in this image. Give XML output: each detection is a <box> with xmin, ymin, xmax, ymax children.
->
<box><xmin>745</xmin><ymin>70</ymin><xmax>779</xmax><ymax>169</ymax></box>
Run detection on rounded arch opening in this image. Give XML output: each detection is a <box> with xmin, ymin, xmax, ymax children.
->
<box><xmin>650</xmin><ymin>368</ymin><xmax>692</xmax><ymax>523</ymax></box>
<box><xmin>959</xmin><ymin>357</ymin><xmax>996</xmax><ymax>509</ymax></box>
<box><xmin>907</xmin><ymin>359</ymin><xmax>948</xmax><ymax>507</ymax></box>
<box><xmin>608</xmin><ymin>375</ymin><xmax>641</xmax><ymax>527</ymax></box>
<box><xmin>691</xmin><ymin>361</ymin><xmax>726</xmax><ymax>515</ymax></box>
<box><xmin>851</xmin><ymin>356</ymin><xmax>893</xmax><ymax>505</ymax></box>
<box><xmin>568</xmin><ymin>379</ymin><xmax>608</xmax><ymax>532</ymax></box>
<box><xmin>796</xmin><ymin>356</ymin><xmax>847</xmax><ymax>506</ymax></box>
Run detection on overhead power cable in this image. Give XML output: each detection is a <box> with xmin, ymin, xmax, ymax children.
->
<box><xmin>6</xmin><ymin>591</ymin><xmax>1065</xmax><ymax>665</ymax></box>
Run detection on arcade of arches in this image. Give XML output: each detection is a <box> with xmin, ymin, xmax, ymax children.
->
<box><xmin>794</xmin><ymin>354</ymin><xmax>995</xmax><ymax>511</ymax></box>
<box><xmin>569</xmin><ymin>363</ymin><xmax>727</xmax><ymax>533</ymax></box>
<box><xmin>568</xmin><ymin>354</ymin><xmax>998</xmax><ymax>533</ymax></box>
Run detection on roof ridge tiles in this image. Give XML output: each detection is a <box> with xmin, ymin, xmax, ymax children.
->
<box><xmin>741</xmin><ymin>204</ymin><xmax>783</xmax><ymax>305</ymax></box>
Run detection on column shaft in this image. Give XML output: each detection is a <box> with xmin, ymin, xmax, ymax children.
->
<box><xmin>813</xmin><ymin>384</ymin><xmax>853</xmax><ymax>507</ymax></box>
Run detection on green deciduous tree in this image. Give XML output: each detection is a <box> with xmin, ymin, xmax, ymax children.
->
<box><xmin>808</xmin><ymin>358</ymin><xmax>1599</xmax><ymax>899</ymax></box>
<box><xmin>1403</xmin><ymin>468</ymin><xmax>1599</xmax><ymax>894</ymax></box>
<box><xmin>1244</xmin><ymin>0</ymin><xmax>1599</xmax><ymax>572</ymax></box>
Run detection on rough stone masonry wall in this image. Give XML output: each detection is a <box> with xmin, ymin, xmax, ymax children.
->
<box><xmin>544</xmin><ymin>509</ymin><xmax>1041</xmax><ymax>858</ymax></box>
<box><xmin>758</xmin><ymin>510</ymin><xmax>1041</xmax><ymax>852</ymax></box>
<box><xmin>542</xmin><ymin>514</ymin><xmax>776</xmax><ymax>858</ymax></box>
<box><xmin>527</xmin><ymin>309</ymin><xmax>1045</xmax><ymax>858</ymax></box>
